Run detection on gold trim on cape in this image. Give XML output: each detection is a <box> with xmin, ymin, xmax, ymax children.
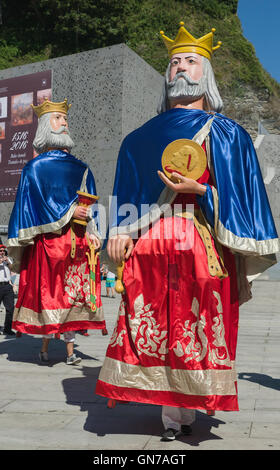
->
<box><xmin>7</xmin><ymin>202</ymin><xmax>77</xmax><ymax>247</ymax></box>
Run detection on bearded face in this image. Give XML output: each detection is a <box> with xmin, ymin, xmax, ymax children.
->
<box><xmin>32</xmin><ymin>111</ymin><xmax>74</xmax><ymax>154</ymax></box>
<box><xmin>167</xmin><ymin>52</ymin><xmax>207</xmax><ymax>103</ymax></box>
<box><xmin>157</xmin><ymin>53</ymin><xmax>223</xmax><ymax>114</ymax></box>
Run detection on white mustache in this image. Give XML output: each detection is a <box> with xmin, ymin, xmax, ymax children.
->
<box><xmin>51</xmin><ymin>126</ymin><xmax>69</xmax><ymax>135</ymax></box>
<box><xmin>168</xmin><ymin>72</ymin><xmax>200</xmax><ymax>87</ymax></box>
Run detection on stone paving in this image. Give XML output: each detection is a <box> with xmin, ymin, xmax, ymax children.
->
<box><xmin>0</xmin><ymin>280</ymin><xmax>279</xmax><ymax>450</ymax></box>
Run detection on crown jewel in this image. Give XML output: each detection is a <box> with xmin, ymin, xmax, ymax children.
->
<box><xmin>31</xmin><ymin>98</ymin><xmax>71</xmax><ymax>118</ymax></box>
<box><xmin>160</xmin><ymin>21</ymin><xmax>222</xmax><ymax>60</ymax></box>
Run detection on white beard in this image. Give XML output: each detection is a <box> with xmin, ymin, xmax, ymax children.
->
<box><xmin>167</xmin><ymin>71</ymin><xmax>207</xmax><ymax>101</ymax></box>
<box><xmin>48</xmin><ymin>126</ymin><xmax>75</xmax><ymax>151</ymax></box>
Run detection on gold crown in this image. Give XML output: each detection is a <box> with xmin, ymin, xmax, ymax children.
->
<box><xmin>31</xmin><ymin>98</ymin><xmax>71</xmax><ymax>118</ymax></box>
<box><xmin>160</xmin><ymin>21</ymin><xmax>222</xmax><ymax>60</ymax></box>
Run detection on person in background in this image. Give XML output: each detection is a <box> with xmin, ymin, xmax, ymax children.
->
<box><xmin>100</xmin><ymin>263</ymin><xmax>107</xmax><ymax>281</ymax></box>
<box><xmin>105</xmin><ymin>269</ymin><xmax>116</xmax><ymax>298</ymax></box>
<box><xmin>0</xmin><ymin>244</ymin><xmax>15</xmax><ymax>336</ymax></box>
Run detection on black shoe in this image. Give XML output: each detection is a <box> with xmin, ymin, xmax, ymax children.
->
<box><xmin>181</xmin><ymin>424</ymin><xmax>192</xmax><ymax>435</ymax></box>
<box><xmin>3</xmin><ymin>330</ymin><xmax>16</xmax><ymax>336</ymax></box>
<box><xmin>39</xmin><ymin>351</ymin><xmax>49</xmax><ymax>363</ymax></box>
<box><xmin>161</xmin><ymin>428</ymin><xmax>181</xmax><ymax>441</ymax></box>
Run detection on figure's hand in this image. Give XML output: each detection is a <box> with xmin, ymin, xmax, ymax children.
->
<box><xmin>86</xmin><ymin>233</ymin><xmax>101</xmax><ymax>250</ymax></box>
<box><xmin>157</xmin><ymin>170</ymin><xmax>206</xmax><ymax>196</ymax></box>
<box><xmin>73</xmin><ymin>205</ymin><xmax>88</xmax><ymax>221</ymax></box>
<box><xmin>107</xmin><ymin>234</ymin><xmax>134</xmax><ymax>264</ymax></box>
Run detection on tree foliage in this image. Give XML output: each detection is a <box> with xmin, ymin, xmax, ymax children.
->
<box><xmin>0</xmin><ymin>0</ymin><xmax>279</xmax><ymax>97</ymax></box>
<box><xmin>188</xmin><ymin>0</ymin><xmax>238</xmax><ymax>18</ymax></box>
<box><xmin>0</xmin><ymin>0</ymin><xmax>127</xmax><ymax>56</ymax></box>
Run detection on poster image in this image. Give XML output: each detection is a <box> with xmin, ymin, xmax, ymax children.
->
<box><xmin>37</xmin><ymin>88</ymin><xmax>52</xmax><ymax>105</ymax></box>
<box><xmin>11</xmin><ymin>92</ymin><xmax>34</xmax><ymax>126</ymax></box>
<box><xmin>0</xmin><ymin>70</ymin><xmax>52</xmax><ymax>202</ymax></box>
<box><xmin>0</xmin><ymin>122</ymin><xmax>5</xmax><ymax>139</ymax></box>
<box><xmin>0</xmin><ymin>97</ymin><xmax>8</xmax><ymax>119</ymax></box>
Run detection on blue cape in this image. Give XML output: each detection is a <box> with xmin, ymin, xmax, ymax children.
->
<box><xmin>8</xmin><ymin>149</ymin><xmax>97</xmax><ymax>244</ymax></box>
<box><xmin>109</xmin><ymin>108</ymin><xmax>279</xmax><ymax>256</ymax></box>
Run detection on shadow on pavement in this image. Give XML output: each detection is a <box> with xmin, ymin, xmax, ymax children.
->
<box><xmin>62</xmin><ymin>365</ymin><xmax>227</xmax><ymax>445</ymax></box>
<box><xmin>239</xmin><ymin>372</ymin><xmax>280</xmax><ymax>391</ymax></box>
<box><xmin>0</xmin><ymin>333</ymin><xmax>229</xmax><ymax>446</ymax></box>
<box><xmin>0</xmin><ymin>334</ymin><xmax>97</xmax><ymax>366</ymax></box>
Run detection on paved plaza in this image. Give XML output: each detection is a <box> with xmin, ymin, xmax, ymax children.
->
<box><xmin>0</xmin><ymin>278</ymin><xmax>279</xmax><ymax>451</ymax></box>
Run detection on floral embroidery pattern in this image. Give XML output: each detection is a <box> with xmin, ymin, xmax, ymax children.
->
<box><xmin>175</xmin><ymin>297</ymin><xmax>208</xmax><ymax>363</ymax></box>
<box><xmin>174</xmin><ymin>291</ymin><xmax>231</xmax><ymax>367</ymax></box>
<box><xmin>109</xmin><ymin>299</ymin><xmax>127</xmax><ymax>347</ymax></box>
<box><xmin>130</xmin><ymin>294</ymin><xmax>168</xmax><ymax>361</ymax></box>
<box><xmin>110</xmin><ymin>326</ymin><xmax>127</xmax><ymax>348</ymax></box>
<box><xmin>118</xmin><ymin>299</ymin><xmax>126</xmax><ymax>317</ymax></box>
<box><xmin>64</xmin><ymin>261</ymin><xmax>90</xmax><ymax>307</ymax></box>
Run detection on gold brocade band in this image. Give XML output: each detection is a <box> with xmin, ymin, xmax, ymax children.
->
<box><xmin>13</xmin><ymin>304</ymin><xmax>104</xmax><ymax>326</ymax></box>
<box><xmin>99</xmin><ymin>357</ymin><xmax>237</xmax><ymax>397</ymax></box>
<box><xmin>175</xmin><ymin>208</ymin><xmax>228</xmax><ymax>279</ymax></box>
<box><xmin>70</xmin><ymin>221</ymin><xmax>76</xmax><ymax>258</ymax></box>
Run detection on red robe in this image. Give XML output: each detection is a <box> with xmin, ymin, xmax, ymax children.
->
<box><xmin>96</xmin><ymin>165</ymin><xmax>239</xmax><ymax>412</ymax></box>
<box><xmin>13</xmin><ymin>222</ymin><xmax>105</xmax><ymax>335</ymax></box>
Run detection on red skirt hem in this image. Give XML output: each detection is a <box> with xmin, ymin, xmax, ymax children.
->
<box><xmin>12</xmin><ymin>320</ymin><xmax>106</xmax><ymax>335</ymax></box>
<box><xmin>95</xmin><ymin>380</ymin><xmax>239</xmax><ymax>412</ymax></box>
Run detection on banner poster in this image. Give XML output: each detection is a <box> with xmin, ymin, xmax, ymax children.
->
<box><xmin>0</xmin><ymin>70</ymin><xmax>52</xmax><ymax>202</ymax></box>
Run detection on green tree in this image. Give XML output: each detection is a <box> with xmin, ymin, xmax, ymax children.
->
<box><xmin>0</xmin><ymin>0</ymin><xmax>278</xmax><ymax>98</ymax></box>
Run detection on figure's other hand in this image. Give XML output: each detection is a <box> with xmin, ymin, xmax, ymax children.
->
<box><xmin>157</xmin><ymin>170</ymin><xmax>206</xmax><ymax>196</ymax></box>
<box><xmin>73</xmin><ymin>205</ymin><xmax>88</xmax><ymax>221</ymax></box>
<box><xmin>107</xmin><ymin>235</ymin><xmax>134</xmax><ymax>264</ymax></box>
<box><xmin>86</xmin><ymin>233</ymin><xmax>101</xmax><ymax>250</ymax></box>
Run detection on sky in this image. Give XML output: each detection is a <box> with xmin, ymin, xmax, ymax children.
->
<box><xmin>237</xmin><ymin>0</ymin><xmax>280</xmax><ymax>83</ymax></box>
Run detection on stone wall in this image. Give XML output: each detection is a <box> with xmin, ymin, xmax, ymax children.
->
<box><xmin>254</xmin><ymin>133</ymin><xmax>280</xmax><ymax>279</ymax></box>
<box><xmin>223</xmin><ymin>85</ymin><xmax>280</xmax><ymax>142</ymax></box>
